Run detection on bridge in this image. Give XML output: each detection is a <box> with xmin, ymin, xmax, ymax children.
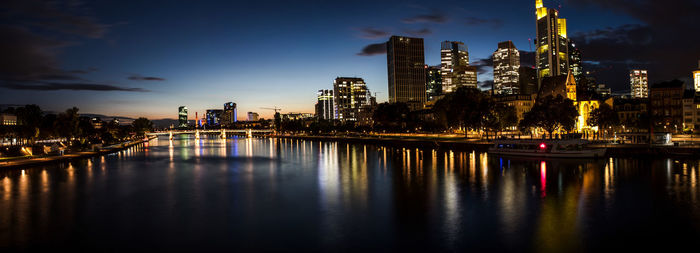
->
<box><xmin>147</xmin><ymin>129</ymin><xmax>274</xmax><ymax>139</ymax></box>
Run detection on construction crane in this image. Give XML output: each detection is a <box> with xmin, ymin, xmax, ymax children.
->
<box><xmin>260</xmin><ymin>107</ymin><xmax>282</xmax><ymax>113</ymax></box>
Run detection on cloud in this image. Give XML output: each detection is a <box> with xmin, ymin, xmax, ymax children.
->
<box><xmin>357</xmin><ymin>42</ymin><xmax>387</xmax><ymax>56</ymax></box>
<box><xmin>1</xmin><ymin>82</ymin><xmax>148</xmax><ymax>92</ymax></box>
<box><xmin>404</xmin><ymin>28</ymin><xmax>432</xmax><ymax>37</ymax></box>
<box><xmin>464</xmin><ymin>17</ymin><xmax>503</xmax><ymax>29</ymax></box>
<box><xmin>565</xmin><ymin>0</ymin><xmax>700</xmax><ymax>90</ymax></box>
<box><xmin>3</xmin><ymin>0</ymin><xmax>109</xmax><ymax>38</ymax></box>
<box><xmin>478</xmin><ymin>80</ymin><xmax>494</xmax><ymax>90</ymax></box>
<box><xmin>358</xmin><ymin>27</ymin><xmax>390</xmax><ymax>39</ymax></box>
<box><xmin>128</xmin><ymin>75</ymin><xmax>166</xmax><ymax>81</ymax></box>
<box><xmin>402</xmin><ymin>11</ymin><xmax>447</xmax><ymax>24</ymax></box>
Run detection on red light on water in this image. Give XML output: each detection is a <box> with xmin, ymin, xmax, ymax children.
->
<box><xmin>539</xmin><ymin>143</ymin><xmax>546</xmax><ymax>149</ymax></box>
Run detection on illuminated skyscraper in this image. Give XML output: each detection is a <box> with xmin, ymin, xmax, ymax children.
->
<box><xmin>334</xmin><ymin>77</ymin><xmax>369</xmax><ymax>121</ymax></box>
<box><xmin>568</xmin><ymin>41</ymin><xmax>583</xmax><ymax>85</ymax></box>
<box><xmin>247</xmin><ymin>112</ymin><xmax>259</xmax><ymax>121</ymax></box>
<box><xmin>535</xmin><ymin>0</ymin><xmax>569</xmax><ymax>85</ymax></box>
<box><xmin>630</xmin><ymin>69</ymin><xmax>649</xmax><ymax>98</ymax></box>
<box><xmin>425</xmin><ymin>66</ymin><xmax>442</xmax><ymax>102</ymax></box>
<box><xmin>206</xmin><ymin>109</ymin><xmax>223</xmax><ymax>127</ymax></box>
<box><xmin>315</xmin><ymin>89</ymin><xmax>334</xmax><ymax>120</ymax></box>
<box><xmin>493</xmin><ymin>41</ymin><xmax>520</xmax><ymax>95</ymax></box>
<box><xmin>693</xmin><ymin>60</ymin><xmax>700</xmax><ymax>92</ymax></box>
<box><xmin>178</xmin><ymin>106</ymin><xmax>188</xmax><ymax>128</ymax></box>
<box><xmin>441</xmin><ymin>41</ymin><xmax>472</xmax><ymax>92</ymax></box>
<box><xmin>387</xmin><ymin>35</ymin><xmax>426</xmax><ymax>110</ymax></box>
<box><xmin>222</xmin><ymin>102</ymin><xmax>237</xmax><ymax>126</ymax></box>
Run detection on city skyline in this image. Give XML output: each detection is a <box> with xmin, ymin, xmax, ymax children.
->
<box><xmin>1</xmin><ymin>0</ymin><xmax>699</xmax><ymax>120</ymax></box>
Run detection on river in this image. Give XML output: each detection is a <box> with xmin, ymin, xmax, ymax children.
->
<box><xmin>1</xmin><ymin>136</ymin><xmax>700</xmax><ymax>251</ymax></box>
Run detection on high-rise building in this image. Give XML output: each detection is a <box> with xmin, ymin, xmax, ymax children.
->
<box><xmin>178</xmin><ymin>106</ymin><xmax>188</xmax><ymax>128</ymax></box>
<box><xmin>440</xmin><ymin>41</ymin><xmax>471</xmax><ymax>92</ymax></box>
<box><xmin>315</xmin><ymin>89</ymin><xmax>334</xmax><ymax>120</ymax></box>
<box><xmin>535</xmin><ymin>0</ymin><xmax>569</xmax><ymax>85</ymax></box>
<box><xmin>425</xmin><ymin>65</ymin><xmax>442</xmax><ymax>102</ymax></box>
<box><xmin>205</xmin><ymin>109</ymin><xmax>223</xmax><ymax>127</ymax></box>
<box><xmin>693</xmin><ymin>60</ymin><xmax>700</xmax><ymax>92</ymax></box>
<box><xmin>222</xmin><ymin>102</ymin><xmax>237</xmax><ymax>126</ymax></box>
<box><xmin>518</xmin><ymin>67</ymin><xmax>537</xmax><ymax>95</ymax></box>
<box><xmin>247</xmin><ymin>112</ymin><xmax>259</xmax><ymax>121</ymax></box>
<box><xmin>334</xmin><ymin>77</ymin><xmax>369</xmax><ymax>121</ymax></box>
<box><xmin>387</xmin><ymin>35</ymin><xmax>426</xmax><ymax>110</ymax></box>
<box><xmin>493</xmin><ymin>41</ymin><xmax>520</xmax><ymax>95</ymax></box>
<box><xmin>568</xmin><ymin>41</ymin><xmax>583</xmax><ymax>85</ymax></box>
<box><xmin>630</xmin><ymin>69</ymin><xmax>649</xmax><ymax>98</ymax></box>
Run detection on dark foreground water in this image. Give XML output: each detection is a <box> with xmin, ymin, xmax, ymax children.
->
<box><xmin>2</xmin><ymin>136</ymin><xmax>700</xmax><ymax>251</ymax></box>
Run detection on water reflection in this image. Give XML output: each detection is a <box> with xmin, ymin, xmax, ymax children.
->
<box><xmin>1</xmin><ymin>137</ymin><xmax>700</xmax><ymax>251</ymax></box>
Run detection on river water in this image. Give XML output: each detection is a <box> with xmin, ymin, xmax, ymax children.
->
<box><xmin>1</xmin><ymin>136</ymin><xmax>700</xmax><ymax>251</ymax></box>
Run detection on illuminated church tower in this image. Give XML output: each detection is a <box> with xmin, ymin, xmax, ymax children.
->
<box><xmin>535</xmin><ymin>0</ymin><xmax>569</xmax><ymax>86</ymax></box>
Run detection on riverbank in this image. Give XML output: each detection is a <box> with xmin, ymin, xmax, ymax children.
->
<box><xmin>0</xmin><ymin>136</ymin><xmax>156</xmax><ymax>170</ymax></box>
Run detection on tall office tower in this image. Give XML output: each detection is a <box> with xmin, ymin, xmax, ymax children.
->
<box><xmin>178</xmin><ymin>106</ymin><xmax>188</xmax><ymax>128</ymax></box>
<box><xmin>630</xmin><ymin>69</ymin><xmax>649</xmax><ymax>98</ymax></box>
<box><xmin>568</xmin><ymin>41</ymin><xmax>583</xmax><ymax>85</ymax></box>
<box><xmin>387</xmin><ymin>35</ymin><xmax>426</xmax><ymax>110</ymax></box>
<box><xmin>493</xmin><ymin>41</ymin><xmax>521</xmax><ymax>95</ymax></box>
<box><xmin>315</xmin><ymin>89</ymin><xmax>334</xmax><ymax>120</ymax></box>
<box><xmin>694</xmin><ymin>60</ymin><xmax>700</xmax><ymax>92</ymax></box>
<box><xmin>535</xmin><ymin>0</ymin><xmax>569</xmax><ymax>86</ymax></box>
<box><xmin>425</xmin><ymin>65</ymin><xmax>442</xmax><ymax>102</ymax></box>
<box><xmin>518</xmin><ymin>67</ymin><xmax>538</xmax><ymax>95</ymax></box>
<box><xmin>440</xmin><ymin>41</ymin><xmax>471</xmax><ymax>93</ymax></box>
<box><xmin>222</xmin><ymin>102</ymin><xmax>237</xmax><ymax>125</ymax></box>
<box><xmin>334</xmin><ymin>77</ymin><xmax>369</xmax><ymax>121</ymax></box>
<box><xmin>205</xmin><ymin>109</ymin><xmax>223</xmax><ymax>126</ymax></box>
<box><xmin>247</xmin><ymin>112</ymin><xmax>259</xmax><ymax>121</ymax></box>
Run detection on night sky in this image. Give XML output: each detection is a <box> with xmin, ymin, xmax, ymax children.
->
<box><xmin>1</xmin><ymin>0</ymin><xmax>698</xmax><ymax>119</ymax></box>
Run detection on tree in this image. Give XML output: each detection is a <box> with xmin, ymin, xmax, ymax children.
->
<box><xmin>520</xmin><ymin>95</ymin><xmax>578</xmax><ymax>139</ymax></box>
<box><xmin>432</xmin><ymin>87</ymin><xmax>492</xmax><ymax>135</ymax></box>
<box><xmin>484</xmin><ymin>103</ymin><xmax>518</xmax><ymax>138</ymax></box>
<box><xmin>372</xmin><ymin>102</ymin><xmax>410</xmax><ymax>131</ymax></box>
<box><xmin>132</xmin><ymin>117</ymin><xmax>153</xmax><ymax>136</ymax></box>
<box><xmin>588</xmin><ymin>103</ymin><xmax>619</xmax><ymax>139</ymax></box>
<box><xmin>55</xmin><ymin>107</ymin><xmax>80</xmax><ymax>141</ymax></box>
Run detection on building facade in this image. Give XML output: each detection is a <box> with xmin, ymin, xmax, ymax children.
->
<box><xmin>650</xmin><ymin>80</ymin><xmax>684</xmax><ymax>131</ymax></box>
<box><xmin>334</xmin><ymin>77</ymin><xmax>370</xmax><ymax>122</ymax></box>
<box><xmin>178</xmin><ymin>106</ymin><xmax>188</xmax><ymax>128</ymax></box>
<box><xmin>694</xmin><ymin>60</ymin><xmax>700</xmax><ymax>92</ymax></box>
<box><xmin>518</xmin><ymin>67</ymin><xmax>538</xmax><ymax>95</ymax></box>
<box><xmin>315</xmin><ymin>89</ymin><xmax>334</xmax><ymax>120</ymax></box>
<box><xmin>493</xmin><ymin>41</ymin><xmax>520</xmax><ymax>95</ymax></box>
<box><xmin>614</xmin><ymin>98</ymin><xmax>648</xmax><ymax>128</ymax></box>
<box><xmin>494</xmin><ymin>94</ymin><xmax>535</xmax><ymax>123</ymax></box>
<box><xmin>535</xmin><ymin>0</ymin><xmax>569</xmax><ymax>84</ymax></box>
<box><xmin>0</xmin><ymin>113</ymin><xmax>17</xmax><ymax>126</ymax></box>
<box><xmin>387</xmin><ymin>36</ymin><xmax>426</xmax><ymax>110</ymax></box>
<box><xmin>247</xmin><ymin>112</ymin><xmax>259</xmax><ymax>121</ymax></box>
<box><xmin>425</xmin><ymin>66</ymin><xmax>442</xmax><ymax>102</ymax></box>
<box><xmin>682</xmin><ymin>91</ymin><xmax>700</xmax><ymax>131</ymax></box>
<box><xmin>221</xmin><ymin>102</ymin><xmax>237</xmax><ymax>126</ymax></box>
<box><xmin>630</xmin><ymin>69</ymin><xmax>649</xmax><ymax>98</ymax></box>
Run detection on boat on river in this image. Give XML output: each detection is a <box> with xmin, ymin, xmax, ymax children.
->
<box><xmin>488</xmin><ymin>139</ymin><xmax>607</xmax><ymax>158</ymax></box>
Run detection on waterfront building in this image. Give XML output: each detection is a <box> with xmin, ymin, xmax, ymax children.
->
<box><xmin>315</xmin><ymin>89</ymin><xmax>334</xmax><ymax>120</ymax></box>
<box><xmin>494</xmin><ymin>94</ymin><xmax>535</xmax><ymax>123</ymax></box>
<box><xmin>247</xmin><ymin>112</ymin><xmax>259</xmax><ymax>121</ymax></box>
<box><xmin>537</xmin><ymin>70</ymin><xmax>602</xmax><ymax>133</ymax></box>
<box><xmin>441</xmin><ymin>41</ymin><xmax>472</xmax><ymax>92</ymax></box>
<box><xmin>0</xmin><ymin>113</ymin><xmax>17</xmax><ymax>126</ymax></box>
<box><xmin>518</xmin><ymin>67</ymin><xmax>537</xmax><ymax>95</ymax></box>
<box><xmin>682</xmin><ymin>91</ymin><xmax>700</xmax><ymax>131</ymax></box>
<box><xmin>630</xmin><ymin>69</ymin><xmax>649</xmax><ymax>98</ymax></box>
<box><xmin>614</xmin><ymin>98</ymin><xmax>648</xmax><ymax>129</ymax></box>
<box><xmin>693</xmin><ymin>60</ymin><xmax>700</xmax><ymax>92</ymax></box>
<box><xmin>425</xmin><ymin>65</ymin><xmax>442</xmax><ymax>102</ymax></box>
<box><xmin>334</xmin><ymin>77</ymin><xmax>370</xmax><ymax>122</ymax></box>
<box><xmin>535</xmin><ymin>0</ymin><xmax>569</xmax><ymax>84</ymax></box>
<box><xmin>91</xmin><ymin>118</ymin><xmax>104</xmax><ymax>129</ymax></box>
<box><xmin>221</xmin><ymin>102</ymin><xmax>237</xmax><ymax>126</ymax></box>
<box><xmin>178</xmin><ymin>106</ymin><xmax>188</xmax><ymax>128</ymax></box>
<box><xmin>282</xmin><ymin>113</ymin><xmax>314</xmax><ymax>121</ymax></box>
<box><xmin>650</xmin><ymin>80</ymin><xmax>685</xmax><ymax>131</ymax></box>
<box><xmin>387</xmin><ymin>35</ymin><xmax>426</xmax><ymax>110</ymax></box>
<box><xmin>493</xmin><ymin>41</ymin><xmax>520</xmax><ymax>95</ymax></box>
<box><xmin>205</xmin><ymin>109</ymin><xmax>223</xmax><ymax>127</ymax></box>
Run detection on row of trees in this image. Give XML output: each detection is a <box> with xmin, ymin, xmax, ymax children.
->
<box><xmin>1</xmin><ymin>105</ymin><xmax>153</xmax><ymax>147</ymax></box>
